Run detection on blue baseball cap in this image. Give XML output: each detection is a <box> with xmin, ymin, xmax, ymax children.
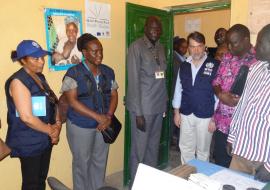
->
<box><xmin>13</xmin><ymin>40</ymin><xmax>51</xmax><ymax>61</ymax></box>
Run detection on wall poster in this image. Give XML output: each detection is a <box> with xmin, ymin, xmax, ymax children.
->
<box><xmin>44</xmin><ymin>8</ymin><xmax>83</xmax><ymax>71</ymax></box>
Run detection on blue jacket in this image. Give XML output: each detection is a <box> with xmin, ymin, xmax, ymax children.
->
<box><xmin>5</xmin><ymin>68</ymin><xmax>56</xmax><ymax>157</ymax></box>
<box><xmin>65</xmin><ymin>63</ymin><xmax>115</xmax><ymax>128</ymax></box>
<box><xmin>179</xmin><ymin>57</ymin><xmax>219</xmax><ymax>118</ymax></box>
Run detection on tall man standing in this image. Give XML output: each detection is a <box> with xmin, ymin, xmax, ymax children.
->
<box><xmin>227</xmin><ymin>24</ymin><xmax>270</xmax><ymax>183</ymax></box>
<box><xmin>126</xmin><ymin>16</ymin><xmax>167</xmax><ymax>184</ymax></box>
<box><xmin>173</xmin><ymin>32</ymin><xmax>219</xmax><ymax>164</ymax></box>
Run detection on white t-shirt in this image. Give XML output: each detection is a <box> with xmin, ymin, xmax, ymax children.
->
<box><xmin>55</xmin><ymin>37</ymin><xmax>82</xmax><ymax>65</ymax></box>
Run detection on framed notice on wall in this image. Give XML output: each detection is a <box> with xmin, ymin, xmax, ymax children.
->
<box><xmin>185</xmin><ymin>18</ymin><xmax>201</xmax><ymax>33</ymax></box>
<box><xmin>44</xmin><ymin>8</ymin><xmax>83</xmax><ymax>71</ymax></box>
<box><xmin>248</xmin><ymin>0</ymin><xmax>270</xmax><ymax>35</ymax></box>
<box><xmin>85</xmin><ymin>0</ymin><xmax>111</xmax><ymax>38</ymax></box>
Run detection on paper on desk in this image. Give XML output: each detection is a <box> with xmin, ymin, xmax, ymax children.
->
<box><xmin>132</xmin><ymin>164</ymin><xmax>204</xmax><ymax>190</ymax></box>
<box><xmin>189</xmin><ymin>173</ymin><xmax>221</xmax><ymax>190</ymax></box>
<box><xmin>210</xmin><ymin>169</ymin><xmax>265</xmax><ymax>190</ymax></box>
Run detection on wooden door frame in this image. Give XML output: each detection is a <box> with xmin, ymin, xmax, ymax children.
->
<box><xmin>171</xmin><ymin>0</ymin><xmax>230</xmax><ymax>14</ymax></box>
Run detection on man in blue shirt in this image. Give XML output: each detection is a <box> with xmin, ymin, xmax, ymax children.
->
<box><xmin>172</xmin><ymin>31</ymin><xmax>219</xmax><ymax>164</ymax></box>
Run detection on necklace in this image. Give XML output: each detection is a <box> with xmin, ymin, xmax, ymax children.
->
<box><xmin>142</xmin><ymin>37</ymin><xmax>160</xmax><ymax>66</ymax></box>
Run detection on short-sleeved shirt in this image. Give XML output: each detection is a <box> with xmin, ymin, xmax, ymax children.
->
<box><xmin>60</xmin><ymin>75</ymin><xmax>118</xmax><ymax>93</ymax></box>
<box><xmin>212</xmin><ymin>47</ymin><xmax>257</xmax><ymax>134</ymax></box>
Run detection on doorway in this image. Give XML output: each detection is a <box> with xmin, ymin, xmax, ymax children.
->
<box><xmin>124</xmin><ymin>0</ymin><xmax>231</xmax><ymax>186</ymax></box>
<box><xmin>173</xmin><ymin>5</ymin><xmax>231</xmax><ymax>50</ymax></box>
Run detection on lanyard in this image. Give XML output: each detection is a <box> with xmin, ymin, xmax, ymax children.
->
<box><xmin>82</xmin><ymin>60</ymin><xmax>104</xmax><ymax>113</ymax></box>
<box><xmin>143</xmin><ymin>38</ymin><xmax>161</xmax><ymax>67</ymax></box>
<box><xmin>30</xmin><ymin>73</ymin><xmax>58</xmax><ymax>105</ymax></box>
<box><xmin>82</xmin><ymin>60</ymin><xmax>100</xmax><ymax>90</ymax></box>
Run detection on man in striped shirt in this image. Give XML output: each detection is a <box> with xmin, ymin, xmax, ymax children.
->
<box><xmin>227</xmin><ymin>24</ymin><xmax>270</xmax><ymax>182</ymax></box>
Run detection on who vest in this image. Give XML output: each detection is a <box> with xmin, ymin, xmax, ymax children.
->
<box><xmin>179</xmin><ymin>57</ymin><xmax>218</xmax><ymax>118</ymax></box>
<box><xmin>5</xmin><ymin>68</ymin><xmax>56</xmax><ymax>157</ymax></box>
<box><xmin>65</xmin><ymin>63</ymin><xmax>115</xmax><ymax>128</ymax></box>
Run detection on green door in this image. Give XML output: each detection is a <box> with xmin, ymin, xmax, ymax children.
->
<box><xmin>124</xmin><ymin>2</ymin><xmax>173</xmax><ymax>185</ymax></box>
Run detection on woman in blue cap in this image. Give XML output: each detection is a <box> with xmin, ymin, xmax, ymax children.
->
<box><xmin>5</xmin><ymin>40</ymin><xmax>61</xmax><ymax>190</ymax></box>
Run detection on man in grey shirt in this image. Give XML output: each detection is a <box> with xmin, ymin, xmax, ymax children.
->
<box><xmin>126</xmin><ymin>16</ymin><xmax>167</xmax><ymax>185</ymax></box>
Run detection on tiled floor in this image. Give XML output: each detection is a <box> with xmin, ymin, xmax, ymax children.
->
<box><xmin>105</xmin><ymin>145</ymin><xmax>181</xmax><ymax>190</ymax></box>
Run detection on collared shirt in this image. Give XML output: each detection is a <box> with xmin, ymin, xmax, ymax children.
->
<box><xmin>174</xmin><ymin>51</ymin><xmax>186</xmax><ymax>63</ymax></box>
<box><xmin>172</xmin><ymin>53</ymin><xmax>207</xmax><ymax>108</ymax></box>
<box><xmin>212</xmin><ymin>47</ymin><xmax>257</xmax><ymax>134</ymax></box>
<box><xmin>228</xmin><ymin>61</ymin><xmax>270</xmax><ymax>171</ymax></box>
<box><xmin>126</xmin><ymin>35</ymin><xmax>167</xmax><ymax>115</ymax></box>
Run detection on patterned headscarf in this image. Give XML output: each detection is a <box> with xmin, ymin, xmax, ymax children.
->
<box><xmin>64</xmin><ymin>16</ymin><xmax>79</xmax><ymax>27</ymax></box>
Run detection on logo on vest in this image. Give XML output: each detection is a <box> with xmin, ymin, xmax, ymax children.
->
<box><xmin>203</xmin><ymin>62</ymin><xmax>214</xmax><ymax>76</ymax></box>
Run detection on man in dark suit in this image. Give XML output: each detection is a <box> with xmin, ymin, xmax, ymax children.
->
<box><xmin>171</xmin><ymin>37</ymin><xmax>187</xmax><ymax>146</ymax></box>
<box><xmin>173</xmin><ymin>37</ymin><xmax>187</xmax><ymax>91</ymax></box>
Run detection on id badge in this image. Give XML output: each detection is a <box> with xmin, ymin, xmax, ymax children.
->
<box><xmin>155</xmin><ymin>71</ymin><xmax>165</xmax><ymax>79</ymax></box>
<box><xmin>16</xmin><ymin>96</ymin><xmax>46</xmax><ymax>117</ymax></box>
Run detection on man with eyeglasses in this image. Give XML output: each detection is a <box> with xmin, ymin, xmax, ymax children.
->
<box><xmin>172</xmin><ymin>31</ymin><xmax>219</xmax><ymax>164</ymax></box>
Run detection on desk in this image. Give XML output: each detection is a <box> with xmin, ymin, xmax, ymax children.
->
<box><xmin>132</xmin><ymin>161</ymin><xmax>267</xmax><ymax>190</ymax></box>
<box><xmin>188</xmin><ymin>159</ymin><xmax>224</xmax><ymax>176</ymax></box>
<box><xmin>187</xmin><ymin>159</ymin><xmax>266</xmax><ymax>189</ymax></box>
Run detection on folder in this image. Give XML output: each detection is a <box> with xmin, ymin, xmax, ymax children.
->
<box><xmin>230</xmin><ymin>65</ymin><xmax>249</xmax><ymax>96</ymax></box>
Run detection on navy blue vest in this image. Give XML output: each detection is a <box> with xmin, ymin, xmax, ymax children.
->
<box><xmin>65</xmin><ymin>63</ymin><xmax>115</xmax><ymax>128</ymax></box>
<box><xmin>179</xmin><ymin>57</ymin><xmax>219</xmax><ymax>118</ymax></box>
<box><xmin>5</xmin><ymin>68</ymin><xmax>56</xmax><ymax>157</ymax></box>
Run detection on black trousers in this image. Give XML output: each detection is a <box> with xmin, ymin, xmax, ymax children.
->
<box><xmin>213</xmin><ymin>130</ymin><xmax>232</xmax><ymax>168</ymax></box>
<box><xmin>19</xmin><ymin>146</ymin><xmax>52</xmax><ymax>190</ymax></box>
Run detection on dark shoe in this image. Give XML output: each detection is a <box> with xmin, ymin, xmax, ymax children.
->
<box><xmin>47</xmin><ymin>177</ymin><xmax>71</xmax><ymax>190</ymax></box>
